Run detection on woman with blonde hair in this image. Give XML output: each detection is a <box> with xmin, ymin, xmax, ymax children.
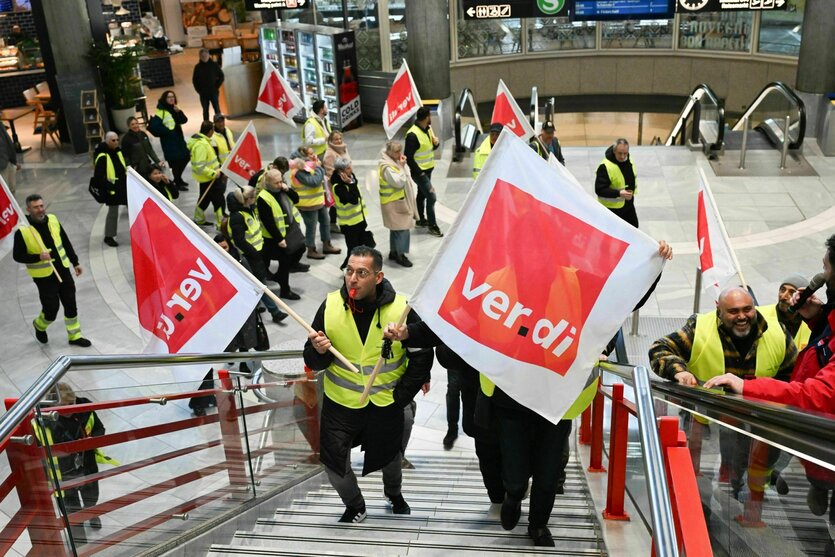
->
<box><xmin>377</xmin><ymin>140</ymin><xmax>417</xmax><ymax>267</ymax></box>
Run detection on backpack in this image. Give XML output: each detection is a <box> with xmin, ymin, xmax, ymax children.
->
<box><xmin>147</xmin><ymin>115</ymin><xmax>166</xmax><ymax>138</ymax></box>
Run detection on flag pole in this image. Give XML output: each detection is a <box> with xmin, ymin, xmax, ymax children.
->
<box><xmin>195</xmin><ymin>176</ymin><xmax>219</xmax><ymax>209</ymax></box>
<box><xmin>2</xmin><ymin>179</ymin><xmax>63</xmax><ymax>283</ymax></box>
<box><xmin>698</xmin><ymin>167</ymin><xmax>747</xmax><ymax>290</ymax></box>
<box><xmin>127</xmin><ymin>168</ymin><xmax>359</xmax><ymax>373</ymax></box>
<box><xmin>358</xmin><ymin>305</ymin><xmax>411</xmax><ymax>405</ymax></box>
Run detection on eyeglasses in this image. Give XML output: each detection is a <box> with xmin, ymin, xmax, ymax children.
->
<box><xmin>344</xmin><ymin>267</ymin><xmax>375</xmax><ymax>279</ymax></box>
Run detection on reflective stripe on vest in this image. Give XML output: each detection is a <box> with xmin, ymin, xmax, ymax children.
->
<box><xmin>301</xmin><ymin>116</ymin><xmax>330</xmax><ymax>157</ymax></box>
<box><xmin>597</xmin><ymin>158</ymin><xmax>637</xmax><ymax>209</ymax></box>
<box><xmin>155</xmin><ymin>108</ymin><xmax>175</xmax><ymax>130</ymax></box>
<box><xmin>334</xmin><ymin>188</ymin><xmax>366</xmax><ymax>227</ymax></box>
<box><xmin>407</xmin><ymin>124</ymin><xmax>435</xmax><ymax>170</ymax></box>
<box><xmin>230</xmin><ymin>212</ymin><xmax>264</xmax><ymax>252</ymax></box>
<box><xmin>94</xmin><ymin>151</ymin><xmax>126</xmax><ymax>184</ymax></box>
<box><xmin>20</xmin><ymin>215</ymin><xmax>70</xmax><ymax>277</ymax></box>
<box><xmin>258</xmin><ymin>189</ymin><xmax>301</xmax><ymax>239</ymax></box>
<box><xmin>290</xmin><ymin>168</ymin><xmax>324</xmax><ymax>209</ymax></box>
<box><xmin>758</xmin><ymin>303</ymin><xmax>811</xmax><ymax>351</ymax></box>
<box><xmin>189</xmin><ymin>134</ymin><xmax>220</xmax><ymax>183</ymax></box>
<box><xmin>378</xmin><ymin>164</ymin><xmax>406</xmax><ymax>205</ymax></box>
<box><xmin>323</xmin><ymin>290</ymin><xmax>409</xmax><ymax>409</ymax></box>
<box><xmin>688</xmin><ymin>311</ymin><xmax>786</xmax><ymax>382</ymax></box>
<box><xmin>213</xmin><ymin>128</ymin><xmax>235</xmax><ymax>161</ymax></box>
<box><xmin>472</xmin><ymin>137</ymin><xmax>492</xmax><ymax>178</ymax></box>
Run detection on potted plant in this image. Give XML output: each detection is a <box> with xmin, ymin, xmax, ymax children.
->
<box><xmin>88</xmin><ymin>42</ymin><xmax>145</xmax><ymax>133</ymax></box>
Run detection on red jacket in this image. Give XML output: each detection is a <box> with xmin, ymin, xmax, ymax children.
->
<box><xmin>743</xmin><ymin>308</ymin><xmax>834</xmax><ymax>483</ymax></box>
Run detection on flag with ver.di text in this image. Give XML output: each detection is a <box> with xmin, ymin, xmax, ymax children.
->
<box><xmin>220</xmin><ymin>120</ymin><xmax>263</xmax><ymax>187</ymax></box>
<box><xmin>0</xmin><ymin>175</ymin><xmax>24</xmax><ymax>262</ymax></box>
<box><xmin>490</xmin><ymin>79</ymin><xmax>535</xmax><ymax>141</ymax></box>
<box><xmin>697</xmin><ymin>171</ymin><xmax>738</xmax><ymax>295</ymax></box>
<box><xmin>126</xmin><ymin>168</ymin><xmax>264</xmax><ymax>356</ymax></box>
<box><xmin>409</xmin><ymin>131</ymin><xmax>665</xmax><ymax>424</ymax></box>
<box><xmin>383</xmin><ymin>61</ymin><xmax>422</xmax><ymax>140</ymax></box>
<box><xmin>256</xmin><ymin>64</ymin><xmax>303</xmax><ymax>127</ymax></box>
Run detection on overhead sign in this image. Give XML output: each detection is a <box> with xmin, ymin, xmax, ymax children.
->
<box><xmin>676</xmin><ymin>0</ymin><xmax>786</xmax><ymax>12</ymax></box>
<box><xmin>244</xmin><ymin>0</ymin><xmax>308</xmax><ymax>10</ymax></box>
<box><xmin>572</xmin><ymin>0</ymin><xmax>675</xmax><ymax>20</ymax></box>
<box><xmin>462</xmin><ymin>0</ymin><xmax>571</xmax><ymax>19</ymax></box>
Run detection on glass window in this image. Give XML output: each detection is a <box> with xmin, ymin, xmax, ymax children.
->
<box><xmin>678</xmin><ymin>12</ymin><xmax>753</xmax><ymax>52</ymax></box>
<box><xmin>456</xmin><ymin>5</ymin><xmax>522</xmax><ymax>59</ymax></box>
<box><xmin>601</xmin><ymin>19</ymin><xmax>673</xmax><ymax>49</ymax></box>
<box><xmin>345</xmin><ymin>0</ymin><xmax>382</xmax><ymax>71</ymax></box>
<box><xmin>528</xmin><ymin>17</ymin><xmax>596</xmax><ymax>51</ymax></box>
<box><xmin>758</xmin><ymin>0</ymin><xmax>804</xmax><ymax>56</ymax></box>
<box><xmin>389</xmin><ymin>1</ymin><xmax>407</xmax><ymax>68</ymax></box>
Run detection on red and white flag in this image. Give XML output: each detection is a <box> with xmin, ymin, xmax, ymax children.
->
<box><xmin>256</xmin><ymin>65</ymin><xmax>303</xmax><ymax>127</ymax></box>
<box><xmin>410</xmin><ymin>131</ymin><xmax>664</xmax><ymax>424</ymax></box>
<box><xmin>490</xmin><ymin>79</ymin><xmax>535</xmax><ymax>141</ymax></box>
<box><xmin>220</xmin><ymin>120</ymin><xmax>262</xmax><ymax>187</ymax></box>
<box><xmin>0</xmin><ymin>176</ymin><xmax>24</xmax><ymax>261</ymax></box>
<box><xmin>383</xmin><ymin>61</ymin><xmax>422</xmax><ymax>140</ymax></box>
<box><xmin>126</xmin><ymin>169</ymin><xmax>264</xmax><ymax>356</ymax></box>
<box><xmin>697</xmin><ymin>169</ymin><xmax>738</xmax><ymax>295</ymax></box>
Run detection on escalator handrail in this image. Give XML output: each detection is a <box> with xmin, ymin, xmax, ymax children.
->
<box><xmin>530</xmin><ymin>86</ymin><xmax>538</xmax><ymax>130</ymax></box>
<box><xmin>664</xmin><ymin>83</ymin><xmax>725</xmax><ymax>151</ymax></box>
<box><xmin>731</xmin><ymin>81</ymin><xmax>806</xmax><ymax>150</ymax></box>
<box><xmin>453</xmin><ymin>88</ymin><xmax>480</xmax><ymax>155</ymax></box>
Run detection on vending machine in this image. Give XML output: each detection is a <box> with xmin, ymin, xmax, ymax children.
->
<box><xmin>259</xmin><ymin>24</ymin><xmax>302</xmax><ymax>99</ymax></box>
<box><xmin>315</xmin><ymin>28</ymin><xmax>361</xmax><ymax>130</ymax></box>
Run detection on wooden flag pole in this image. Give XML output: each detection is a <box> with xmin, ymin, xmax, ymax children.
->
<box><xmin>698</xmin><ymin>167</ymin><xmax>748</xmax><ymax>290</ymax></box>
<box><xmin>358</xmin><ymin>305</ymin><xmax>411</xmax><ymax>405</ymax></box>
<box><xmin>195</xmin><ymin>176</ymin><xmax>219</xmax><ymax>209</ymax></box>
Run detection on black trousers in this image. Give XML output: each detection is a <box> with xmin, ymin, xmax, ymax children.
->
<box><xmin>339</xmin><ymin>221</ymin><xmax>367</xmax><ymax>269</ymax></box>
<box><xmin>609</xmin><ymin>199</ymin><xmax>638</xmax><ymax>228</ymax></box>
<box><xmin>458</xmin><ymin>367</ymin><xmax>504</xmax><ymax>499</ymax></box>
<box><xmin>170</xmin><ymin>158</ymin><xmax>189</xmax><ymax>185</ymax></box>
<box><xmin>263</xmin><ymin>243</ymin><xmax>304</xmax><ymax>292</ymax></box>
<box><xmin>199</xmin><ymin>91</ymin><xmax>220</xmax><ymax>122</ymax></box>
<box><xmin>446</xmin><ymin>367</ymin><xmax>463</xmax><ymax>430</ymax></box>
<box><xmin>197</xmin><ymin>176</ymin><xmax>227</xmax><ymax>212</ymax></box>
<box><xmin>34</xmin><ymin>268</ymin><xmax>77</xmax><ymax>321</ymax></box>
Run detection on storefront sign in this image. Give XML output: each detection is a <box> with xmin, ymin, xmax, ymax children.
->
<box><xmin>462</xmin><ymin>0</ymin><xmax>571</xmax><ymax>19</ymax></box>
<box><xmin>244</xmin><ymin>0</ymin><xmax>308</xmax><ymax>9</ymax></box>
<box><xmin>676</xmin><ymin>0</ymin><xmax>786</xmax><ymax>12</ymax></box>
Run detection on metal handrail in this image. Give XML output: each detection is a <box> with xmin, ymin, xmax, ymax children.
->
<box><xmin>453</xmin><ymin>87</ymin><xmax>481</xmax><ymax>160</ymax></box>
<box><xmin>529</xmin><ymin>85</ymin><xmax>538</xmax><ymax>130</ymax></box>
<box><xmin>598</xmin><ymin>361</ymin><xmax>679</xmax><ymax>557</ymax></box>
<box><xmin>664</xmin><ymin>83</ymin><xmax>725</xmax><ymax>151</ymax></box>
<box><xmin>731</xmin><ymin>81</ymin><xmax>806</xmax><ymax>150</ymax></box>
<box><xmin>0</xmin><ymin>350</ymin><xmax>305</xmax><ymax>450</ymax></box>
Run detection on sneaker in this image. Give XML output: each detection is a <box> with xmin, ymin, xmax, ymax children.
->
<box><xmin>290</xmin><ymin>262</ymin><xmax>310</xmax><ymax>273</ymax></box>
<box><xmin>68</xmin><ymin>337</ymin><xmax>92</xmax><ymax>347</ymax></box>
<box><xmin>395</xmin><ymin>254</ymin><xmax>413</xmax><ymax>268</ymax></box>
<box><xmin>103</xmin><ymin>236</ymin><xmax>118</xmax><ymax>247</ymax></box>
<box><xmin>338</xmin><ymin>505</ymin><xmax>367</xmax><ymax>523</ymax></box>
<box><xmin>271</xmin><ymin>310</ymin><xmax>288</xmax><ymax>324</ymax></box>
<box><xmin>500</xmin><ymin>495</ymin><xmax>522</xmax><ymax>530</ymax></box>
<box><xmin>808</xmin><ymin>486</ymin><xmax>829</xmax><ymax>516</ymax></box>
<box><xmin>280</xmin><ymin>290</ymin><xmax>301</xmax><ymax>301</ymax></box>
<box><xmin>34</xmin><ymin>323</ymin><xmax>47</xmax><ymax>344</ymax></box>
<box><xmin>443</xmin><ymin>428</ymin><xmax>457</xmax><ymax>450</ymax></box>
<box><xmin>386</xmin><ymin>493</ymin><xmax>411</xmax><ymax>515</ymax></box>
<box><xmin>527</xmin><ymin>526</ymin><xmax>555</xmax><ymax>547</ymax></box>
<box><xmin>401</xmin><ymin>457</ymin><xmax>415</xmax><ymax>470</ymax></box>
<box><xmin>415</xmin><ymin>218</ymin><xmax>427</xmax><ymax>227</ymax></box>
<box><xmin>88</xmin><ymin>517</ymin><xmax>102</xmax><ymax>529</ymax></box>
<box><xmin>428</xmin><ymin>225</ymin><xmax>444</xmax><ymax>238</ymax></box>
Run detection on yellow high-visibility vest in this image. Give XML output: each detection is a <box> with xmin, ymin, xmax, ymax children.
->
<box><xmin>19</xmin><ymin>215</ymin><xmax>70</xmax><ymax>278</ymax></box>
<box><xmin>472</xmin><ymin>137</ymin><xmax>492</xmax><ymax>178</ymax></box>
<box><xmin>301</xmin><ymin>116</ymin><xmax>331</xmax><ymax>158</ymax></box>
<box><xmin>258</xmin><ymin>189</ymin><xmax>301</xmax><ymax>239</ymax></box>
<box><xmin>290</xmin><ymin>167</ymin><xmax>324</xmax><ymax>209</ymax></box>
<box><xmin>406</xmin><ymin>124</ymin><xmax>435</xmax><ymax>171</ymax></box>
<box><xmin>597</xmin><ymin>158</ymin><xmax>637</xmax><ymax>209</ymax></box>
<box><xmin>378</xmin><ymin>164</ymin><xmax>406</xmax><ymax>205</ymax></box>
<box><xmin>757</xmin><ymin>303</ymin><xmax>811</xmax><ymax>351</ymax></box>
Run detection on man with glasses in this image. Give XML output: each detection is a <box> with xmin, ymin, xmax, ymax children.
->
<box><xmin>304</xmin><ymin>246</ymin><xmax>432</xmax><ymax>523</ymax></box>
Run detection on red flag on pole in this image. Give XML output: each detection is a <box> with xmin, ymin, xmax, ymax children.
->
<box><xmin>256</xmin><ymin>65</ymin><xmax>303</xmax><ymax>126</ymax></box>
<box><xmin>490</xmin><ymin>79</ymin><xmax>535</xmax><ymax>141</ymax></box>
<box><xmin>383</xmin><ymin>61</ymin><xmax>422</xmax><ymax>139</ymax></box>
<box><xmin>126</xmin><ymin>169</ymin><xmax>264</xmax><ymax>355</ymax></box>
<box><xmin>409</xmin><ymin>131</ymin><xmax>664</xmax><ymax>424</ymax></box>
<box><xmin>220</xmin><ymin>120</ymin><xmax>262</xmax><ymax>187</ymax></box>
<box><xmin>697</xmin><ymin>169</ymin><xmax>739</xmax><ymax>295</ymax></box>
<box><xmin>0</xmin><ymin>176</ymin><xmax>24</xmax><ymax>261</ymax></box>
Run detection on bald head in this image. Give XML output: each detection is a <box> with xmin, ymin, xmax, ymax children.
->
<box><xmin>264</xmin><ymin>168</ymin><xmax>283</xmax><ymax>189</ymax></box>
<box><xmin>716</xmin><ymin>287</ymin><xmax>756</xmax><ymax>338</ymax></box>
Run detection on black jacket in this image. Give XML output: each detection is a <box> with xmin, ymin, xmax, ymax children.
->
<box><xmin>256</xmin><ymin>187</ymin><xmax>300</xmax><ymax>242</ymax></box>
<box><xmin>595</xmin><ymin>145</ymin><xmax>636</xmax><ymax>199</ymax></box>
<box><xmin>404</xmin><ymin>123</ymin><xmax>438</xmax><ymax>178</ymax></box>
<box><xmin>93</xmin><ymin>142</ymin><xmax>127</xmax><ymax>206</ymax></box>
<box><xmin>50</xmin><ymin>397</ymin><xmax>104</xmax><ymax>477</ymax></box>
<box><xmin>13</xmin><ymin>214</ymin><xmax>79</xmax><ymax>268</ymax></box>
<box><xmin>120</xmin><ymin>129</ymin><xmax>160</xmax><ymax>178</ymax></box>
<box><xmin>192</xmin><ymin>60</ymin><xmax>224</xmax><ymax>95</ymax></box>
<box><xmin>303</xmin><ymin>279</ymin><xmax>433</xmax><ymax>408</ymax></box>
<box><xmin>226</xmin><ymin>192</ymin><xmax>261</xmax><ymax>262</ymax></box>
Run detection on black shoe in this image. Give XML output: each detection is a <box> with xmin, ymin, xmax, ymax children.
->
<box><xmin>500</xmin><ymin>495</ymin><xmax>522</xmax><ymax>530</ymax></box>
<box><xmin>555</xmin><ymin>483</ymin><xmax>565</xmax><ymax>495</ymax></box>
<box><xmin>772</xmin><ymin>471</ymin><xmax>789</xmax><ymax>495</ymax></box>
<box><xmin>388</xmin><ymin>251</ymin><xmax>398</xmax><ymax>261</ymax></box>
<box><xmin>68</xmin><ymin>337</ymin><xmax>92</xmax><ymax>347</ymax></box>
<box><xmin>395</xmin><ymin>254</ymin><xmax>413</xmax><ymax>268</ymax></box>
<box><xmin>290</xmin><ymin>262</ymin><xmax>310</xmax><ymax>273</ymax></box>
<box><xmin>488</xmin><ymin>490</ymin><xmax>505</xmax><ymax>504</ymax></box>
<box><xmin>386</xmin><ymin>493</ymin><xmax>411</xmax><ymax>515</ymax></box>
<box><xmin>808</xmin><ymin>486</ymin><xmax>829</xmax><ymax>516</ymax></box>
<box><xmin>257</xmin><ymin>306</ymin><xmax>267</xmax><ymax>313</ymax></box>
<box><xmin>88</xmin><ymin>517</ymin><xmax>102</xmax><ymax>529</ymax></box>
<box><xmin>280</xmin><ymin>290</ymin><xmax>301</xmax><ymax>300</ymax></box>
<box><xmin>415</xmin><ymin>218</ymin><xmax>427</xmax><ymax>227</ymax></box>
<box><xmin>338</xmin><ymin>505</ymin><xmax>367</xmax><ymax>523</ymax></box>
<box><xmin>271</xmin><ymin>310</ymin><xmax>288</xmax><ymax>324</ymax></box>
<box><xmin>193</xmin><ymin>407</ymin><xmax>207</xmax><ymax>417</ymax></box>
<box><xmin>428</xmin><ymin>225</ymin><xmax>444</xmax><ymax>237</ymax></box>
<box><xmin>103</xmin><ymin>236</ymin><xmax>118</xmax><ymax>247</ymax></box>
<box><xmin>34</xmin><ymin>324</ymin><xmax>47</xmax><ymax>344</ymax></box>
<box><xmin>443</xmin><ymin>428</ymin><xmax>457</xmax><ymax>450</ymax></box>
<box><xmin>528</xmin><ymin>526</ymin><xmax>555</xmax><ymax>547</ymax></box>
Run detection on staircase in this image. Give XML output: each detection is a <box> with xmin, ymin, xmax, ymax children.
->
<box><xmin>208</xmin><ymin>450</ymin><xmax>607</xmax><ymax>556</ymax></box>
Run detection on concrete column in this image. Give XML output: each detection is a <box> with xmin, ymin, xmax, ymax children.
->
<box><xmin>405</xmin><ymin>0</ymin><xmax>450</xmax><ymax>99</ymax></box>
<box><xmin>33</xmin><ymin>0</ymin><xmax>100</xmax><ymax>153</ymax></box>
<box><xmin>796</xmin><ymin>0</ymin><xmax>835</xmax><ymax>94</ymax></box>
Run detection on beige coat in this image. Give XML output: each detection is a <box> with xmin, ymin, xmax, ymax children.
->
<box><xmin>377</xmin><ymin>150</ymin><xmax>416</xmax><ymax>231</ymax></box>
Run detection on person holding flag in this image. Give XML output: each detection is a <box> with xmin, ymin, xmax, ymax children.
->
<box><xmin>595</xmin><ymin>138</ymin><xmax>638</xmax><ymax>228</ymax></box>
<box><xmin>189</xmin><ymin>121</ymin><xmax>226</xmax><ymax>228</ymax></box>
<box><xmin>304</xmin><ymin>246</ymin><xmax>433</xmax><ymax>524</ymax></box>
<box><xmin>302</xmin><ymin>100</ymin><xmax>332</xmax><ymax>159</ymax></box>
<box><xmin>12</xmin><ymin>194</ymin><xmax>91</xmax><ymax>347</ymax></box>
<box><xmin>529</xmin><ymin>121</ymin><xmax>565</xmax><ymax>166</ymax></box>
<box><xmin>211</xmin><ymin>114</ymin><xmax>236</xmax><ymax>163</ymax></box>
<box><xmin>472</xmin><ymin>123</ymin><xmax>503</xmax><ymax>179</ymax></box>
<box><xmin>405</xmin><ymin>107</ymin><xmax>443</xmax><ymax>237</ymax></box>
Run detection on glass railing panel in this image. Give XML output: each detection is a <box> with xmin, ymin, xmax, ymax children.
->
<box><xmin>528</xmin><ymin>17</ymin><xmax>596</xmax><ymax>51</ymax></box>
<box><xmin>678</xmin><ymin>12</ymin><xmax>754</xmax><ymax>53</ymax></box>
<box><xmin>601</xmin><ymin>19</ymin><xmax>673</xmax><ymax>49</ymax></box>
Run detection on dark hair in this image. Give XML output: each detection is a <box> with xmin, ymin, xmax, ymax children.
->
<box><xmin>148</xmin><ymin>163</ymin><xmax>163</xmax><ymax>173</ymax></box>
<box><xmin>158</xmin><ymin>90</ymin><xmax>176</xmax><ymax>105</ymax></box>
<box><xmin>25</xmin><ymin>193</ymin><xmax>42</xmax><ymax>206</ymax></box>
<box><xmin>415</xmin><ymin>106</ymin><xmax>431</xmax><ymax>122</ymax></box>
<box><xmin>213</xmin><ymin>233</ymin><xmax>226</xmax><ymax>243</ymax></box>
<box><xmin>350</xmin><ymin>246</ymin><xmax>383</xmax><ymax>272</ymax></box>
<box><xmin>200</xmin><ymin>121</ymin><xmax>214</xmax><ymax>135</ymax></box>
<box><xmin>273</xmin><ymin>156</ymin><xmax>289</xmax><ymax>174</ymax></box>
<box><xmin>126</xmin><ymin>116</ymin><xmax>138</xmax><ymax>127</ymax></box>
<box><xmin>827</xmin><ymin>234</ymin><xmax>835</xmax><ymax>268</ymax></box>
<box><xmin>312</xmin><ymin>100</ymin><xmax>326</xmax><ymax>114</ymax></box>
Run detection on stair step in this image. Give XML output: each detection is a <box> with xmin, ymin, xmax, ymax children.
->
<box><xmin>209</xmin><ymin>545</ymin><xmax>365</xmax><ymax>556</ymax></box>
<box><xmin>302</xmin><ymin>493</ymin><xmax>593</xmax><ymax>511</ymax></box>
<box><xmin>308</xmin><ymin>490</ymin><xmax>590</xmax><ymax>507</ymax></box>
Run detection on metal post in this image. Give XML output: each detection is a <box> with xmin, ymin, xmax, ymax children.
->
<box><xmin>630</xmin><ymin>309</ymin><xmax>640</xmax><ymax>336</ymax></box>
<box><xmin>603</xmin><ymin>383</ymin><xmax>630</xmax><ymax>521</ymax></box>
<box><xmin>588</xmin><ymin>387</ymin><xmax>606</xmax><ymax>473</ymax></box>
<box><xmin>693</xmin><ymin>269</ymin><xmax>702</xmax><ymax>314</ymax></box>
<box><xmin>638</xmin><ymin>112</ymin><xmax>644</xmax><ymax>146</ymax></box>
<box><xmin>738</xmin><ymin>116</ymin><xmax>749</xmax><ymax>170</ymax></box>
<box><xmin>780</xmin><ymin>114</ymin><xmax>791</xmax><ymax>170</ymax></box>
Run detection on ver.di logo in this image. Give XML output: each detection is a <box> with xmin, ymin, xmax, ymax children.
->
<box><xmin>537</xmin><ymin>0</ymin><xmax>566</xmax><ymax>15</ymax></box>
